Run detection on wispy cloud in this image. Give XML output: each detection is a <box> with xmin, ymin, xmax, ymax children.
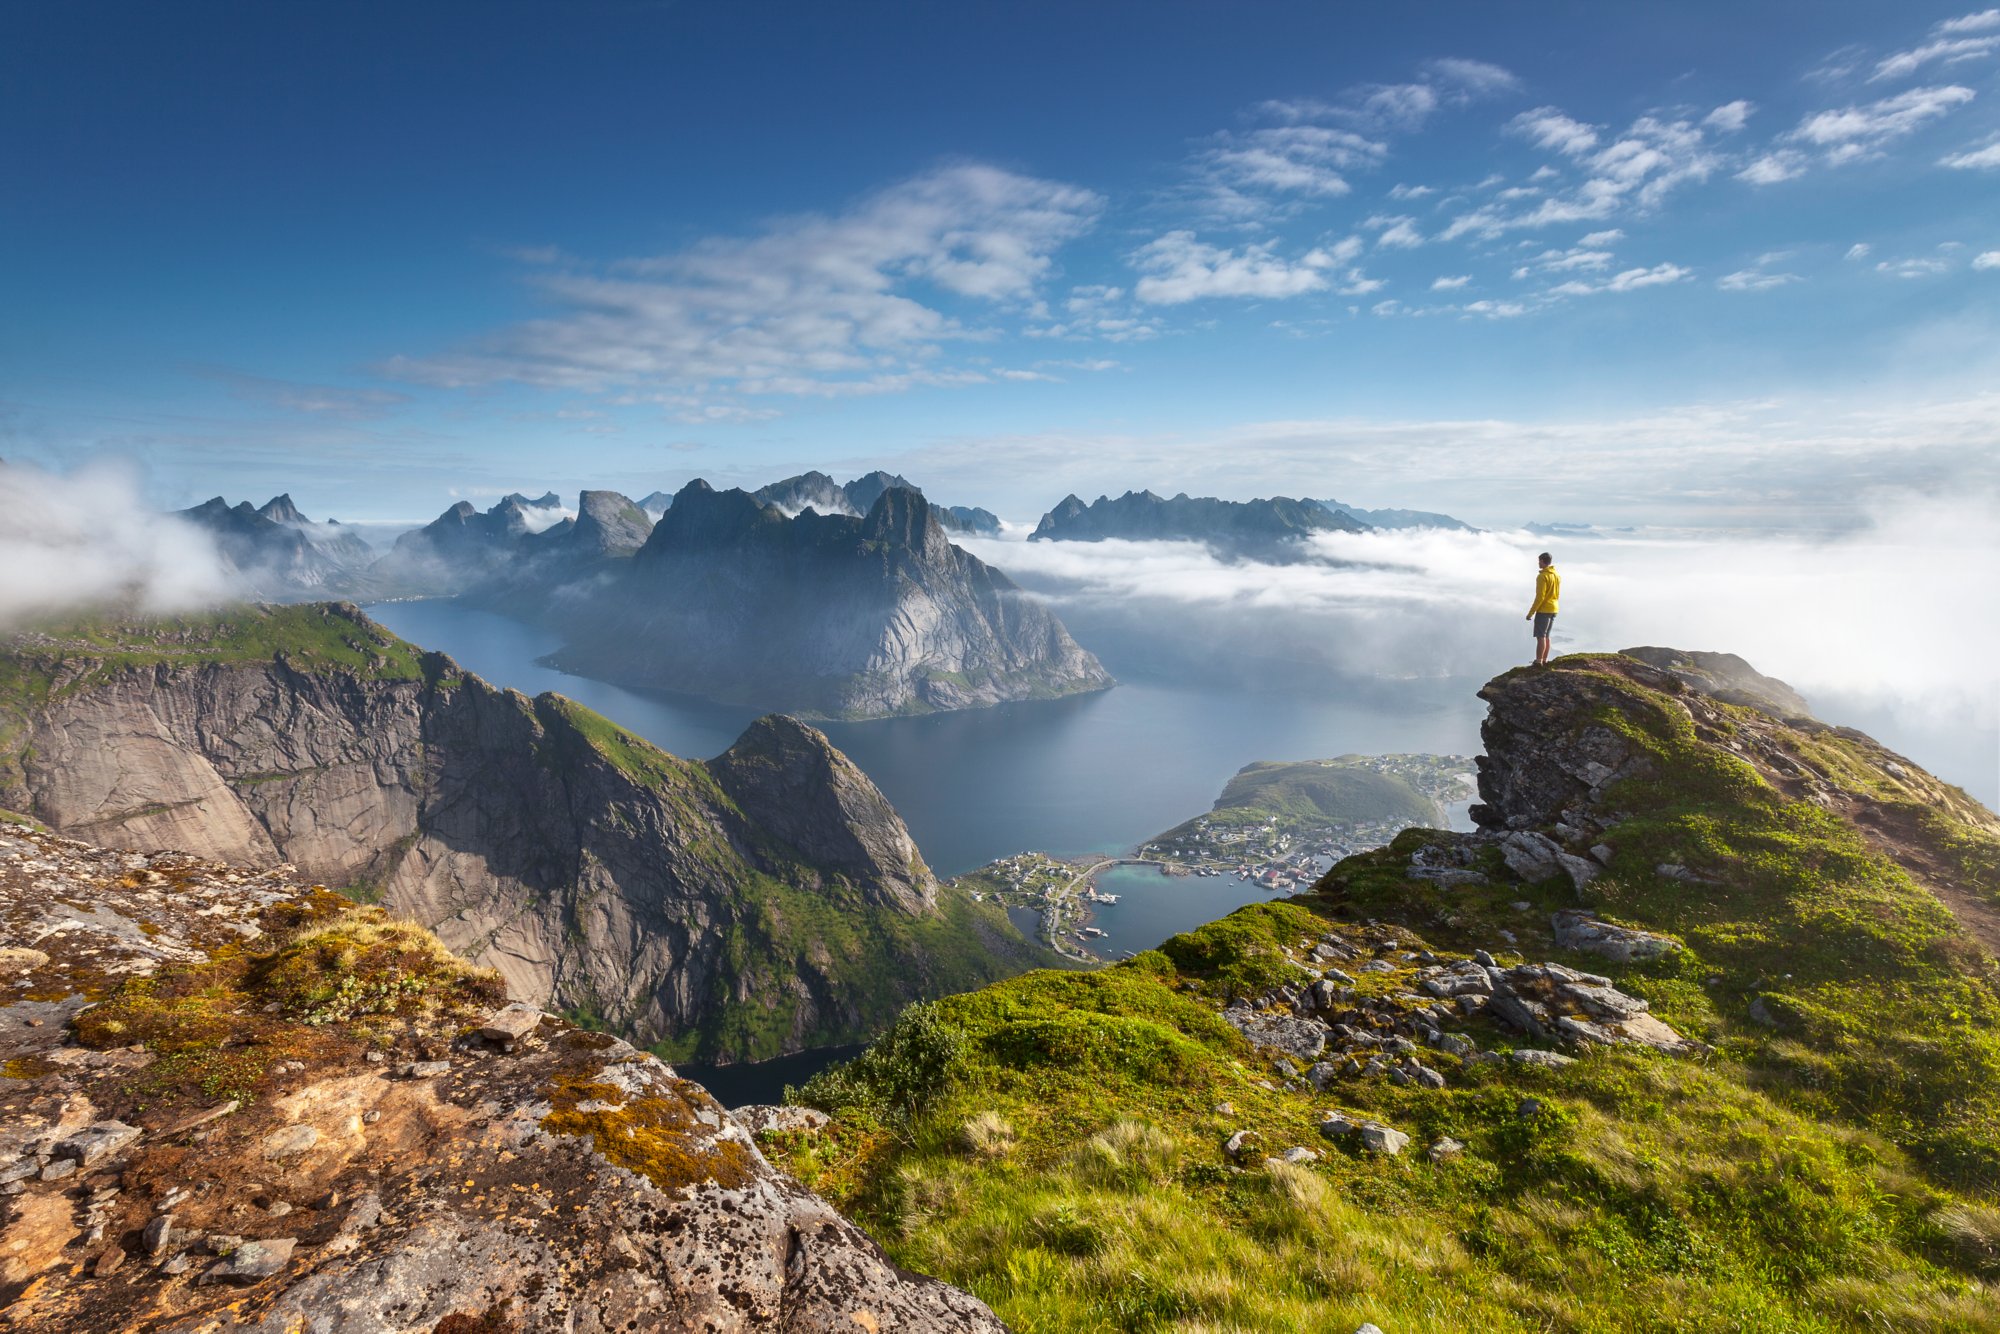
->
<box><xmin>1550</xmin><ymin>262</ymin><xmax>1692</xmax><ymax>295</ymax></box>
<box><xmin>198</xmin><ymin>369</ymin><xmax>411</xmax><ymax>420</ymax></box>
<box><xmin>1718</xmin><ymin>267</ymin><xmax>1801</xmax><ymax>291</ymax></box>
<box><xmin>1976</xmin><ymin>251</ymin><xmax>2000</xmax><ymax>270</ymax></box>
<box><xmin>382</xmin><ymin>164</ymin><xmax>1101</xmax><ymax>415</ymax></box>
<box><xmin>1430</xmin><ymin>274</ymin><xmax>1471</xmax><ymax>291</ymax></box>
<box><xmin>1870</xmin><ymin>8</ymin><xmax>2000</xmax><ymax>82</ymax></box>
<box><xmin>1789</xmin><ymin>84</ymin><xmax>1977</xmax><ymax>163</ymax></box>
<box><xmin>1940</xmin><ymin>135</ymin><xmax>2000</xmax><ymax>168</ymax></box>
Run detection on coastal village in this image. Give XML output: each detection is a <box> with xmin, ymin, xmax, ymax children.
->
<box><xmin>954</xmin><ymin>754</ymin><xmax>1477</xmax><ymax>961</ymax></box>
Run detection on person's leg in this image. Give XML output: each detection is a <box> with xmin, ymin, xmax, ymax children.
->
<box><xmin>1535</xmin><ymin>633</ymin><xmax>1547</xmax><ymax>665</ymax></box>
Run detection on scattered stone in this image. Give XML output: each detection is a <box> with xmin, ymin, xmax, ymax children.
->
<box><xmin>1278</xmin><ymin>1146</ymin><xmax>1318</xmax><ymax>1165</ymax></box>
<box><xmin>93</xmin><ymin>1245</ymin><xmax>125</xmax><ymax>1277</ymax></box>
<box><xmin>1223</xmin><ymin>1129</ymin><xmax>1259</xmax><ymax>1160</ymax></box>
<box><xmin>260</xmin><ymin>1124</ymin><xmax>321</xmax><ymax>1159</ymax></box>
<box><xmin>362</xmin><ymin>1109</ymin><xmax>382</xmax><ymax>1124</ymax></box>
<box><xmin>1748</xmin><ymin>997</ymin><xmax>1779</xmax><ymax>1027</ymax></box>
<box><xmin>39</xmin><ymin>1159</ymin><xmax>76</xmax><ymax>1182</ymax></box>
<box><xmin>160</xmin><ymin>1101</ymin><xmax>239</xmax><ymax>1135</ymax></box>
<box><xmin>1359</xmin><ymin>1124</ymin><xmax>1410</xmax><ymax>1156</ymax></box>
<box><xmin>0</xmin><ymin>946</ymin><xmax>50</xmax><ymax>971</ymax></box>
<box><xmin>1510</xmin><ymin>1049</ymin><xmax>1577</xmax><ymax>1070</ymax></box>
<box><xmin>1428</xmin><ymin>1137</ymin><xmax>1466</xmax><ymax>1162</ymax></box>
<box><xmin>162</xmin><ymin>1254</ymin><xmax>194</xmax><ymax>1276</ymax></box>
<box><xmin>1361</xmin><ymin>959</ymin><xmax>1395</xmax><ymax>974</ymax></box>
<box><xmin>1211</xmin><ymin>1101</ymin><xmax>1233</xmax><ymax>1117</ymax></box>
<box><xmin>201</xmin><ymin>1237</ymin><xmax>296</xmax><ymax>1285</ymax></box>
<box><xmin>363</xmin><ymin>1050</ymin><xmax>385</xmax><ymax>1064</ymax></box>
<box><xmin>394</xmin><ymin>1060</ymin><xmax>452</xmax><ymax>1079</ymax></box>
<box><xmin>1517</xmin><ymin>1098</ymin><xmax>1543</xmax><ymax>1118</ymax></box>
<box><xmin>143</xmin><ymin>1214</ymin><xmax>175</xmax><ymax>1257</ymax></box>
<box><xmin>1510</xmin><ymin>900</ymin><xmax>1532</xmax><ymax>912</ymax></box>
<box><xmin>55</xmin><ymin>1121</ymin><xmax>141</xmax><ymax>1167</ymax></box>
<box><xmin>265</xmin><ymin>1201</ymin><xmax>292</xmax><ymax>1218</ymax></box>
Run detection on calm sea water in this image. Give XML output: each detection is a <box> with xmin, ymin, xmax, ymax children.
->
<box><xmin>366</xmin><ymin>599</ymin><xmax>1484</xmax><ymax>877</ymax></box>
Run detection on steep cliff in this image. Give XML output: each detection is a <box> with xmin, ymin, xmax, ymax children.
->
<box><xmin>548</xmin><ymin>481</ymin><xmax>1111</xmax><ymax>719</ymax></box>
<box><xmin>0</xmin><ymin>603</ymin><xmax>1053</xmax><ymax>1061</ymax></box>
<box><xmin>0</xmin><ymin>824</ymin><xmax>1004</xmax><ymax>1330</ymax></box>
<box><xmin>761</xmin><ymin>650</ymin><xmax>2000</xmax><ymax>1331</ymax></box>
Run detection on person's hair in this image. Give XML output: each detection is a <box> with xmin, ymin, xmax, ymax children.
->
<box><xmin>1537</xmin><ymin>552</ymin><xmax>1552</xmax><ymax>565</ymax></box>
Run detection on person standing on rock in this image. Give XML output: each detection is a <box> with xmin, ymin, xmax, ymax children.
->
<box><xmin>1526</xmin><ymin>552</ymin><xmax>1559</xmax><ymax>666</ymax></box>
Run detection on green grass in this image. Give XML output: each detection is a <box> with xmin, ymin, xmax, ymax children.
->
<box><xmin>770</xmin><ymin>655</ymin><xmax>2000</xmax><ymax>1332</ymax></box>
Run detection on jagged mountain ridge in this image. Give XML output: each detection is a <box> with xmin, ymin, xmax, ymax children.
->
<box><xmin>542</xmin><ymin>480</ymin><xmax>1111</xmax><ymax>719</ymax></box>
<box><xmin>174</xmin><ymin>494</ymin><xmax>379</xmax><ymax>597</ymax></box>
<box><xmin>0</xmin><ymin>603</ymin><xmax>1054</xmax><ymax>1060</ymax></box>
<box><xmin>1030</xmin><ymin>488</ymin><xmax>1368</xmax><ymax>557</ymax></box>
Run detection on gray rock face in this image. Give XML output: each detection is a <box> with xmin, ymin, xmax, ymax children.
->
<box><xmin>2</xmin><ymin>606</ymin><xmax>1033</xmax><ymax>1059</ymax></box>
<box><xmin>709</xmin><ymin>715</ymin><xmax>936</xmax><ymax>914</ymax></box>
<box><xmin>1470</xmin><ymin>665</ymin><xmax>1662</xmax><ymax>831</ymax></box>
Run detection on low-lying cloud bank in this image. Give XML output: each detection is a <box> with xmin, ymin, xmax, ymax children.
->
<box><xmin>0</xmin><ymin>462</ymin><xmax>235</xmax><ymax>627</ymax></box>
<box><xmin>964</xmin><ymin>490</ymin><xmax>2000</xmax><ymax>800</ymax></box>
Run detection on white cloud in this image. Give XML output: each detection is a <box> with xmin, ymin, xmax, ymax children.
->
<box><xmin>1718</xmin><ymin>268</ymin><xmax>1802</xmax><ymax>291</ymax></box>
<box><xmin>1196</xmin><ymin>124</ymin><xmax>1385</xmax><ymax>203</ymax></box>
<box><xmin>385</xmin><ymin>164</ymin><xmax>1101</xmax><ymax>406</ymax></box>
<box><xmin>1846</xmin><ymin>242</ymin><xmax>1873</xmax><ymax>260</ymax></box>
<box><xmin>1423</xmin><ymin>57</ymin><xmax>1523</xmax><ymax>97</ymax></box>
<box><xmin>1876</xmin><ymin>257</ymin><xmax>1952</xmax><ymax>278</ymax></box>
<box><xmin>1975</xmin><ymin>251</ymin><xmax>2000</xmax><ymax>270</ymax></box>
<box><xmin>1388</xmin><ymin>183</ymin><xmax>1435</xmax><ymax>200</ymax></box>
<box><xmin>1454</xmin><ymin>113</ymin><xmax>1720</xmax><ymax>235</ymax></box>
<box><xmin>1871</xmin><ymin>35</ymin><xmax>1999</xmax><ymax>82</ymax></box>
<box><xmin>1027</xmin><ymin>285</ymin><xmax>1161</xmax><ymax>343</ymax></box>
<box><xmin>1578</xmin><ymin>229</ymin><xmax>1624</xmax><ymax>246</ymax></box>
<box><xmin>1551</xmin><ymin>262</ymin><xmax>1692</xmax><ymax>296</ymax></box>
<box><xmin>1508</xmin><ymin>107</ymin><xmax>1600</xmax><ymax>156</ymax></box>
<box><xmin>1532</xmin><ymin>246</ymin><xmax>1615</xmax><ymax>272</ymax></box>
<box><xmin>1130</xmin><ymin>232</ymin><xmax>1336</xmax><ymax>304</ymax></box>
<box><xmin>1940</xmin><ymin>137</ymin><xmax>2000</xmax><ymax>168</ymax></box>
<box><xmin>1939</xmin><ymin>9</ymin><xmax>2000</xmax><ymax>34</ymax></box>
<box><xmin>1370</xmin><ymin>216</ymin><xmax>1426</xmax><ymax>248</ymax></box>
<box><xmin>1737</xmin><ymin>150</ymin><xmax>1808</xmax><ymax>184</ymax></box>
<box><xmin>1431</xmin><ymin>274</ymin><xmax>1472</xmax><ymax>290</ymax></box>
<box><xmin>1461</xmin><ymin>299</ymin><xmax>1528</xmax><ymax>318</ymax></box>
<box><xmin>0</xmin><ymin>462</ymin><xmax>236</xmax><ymax>626</ymax></box>
<box><xmin>1791</xmin><ymin>85</ymin><xmax>1977</xmax><ymax>157</ymax></box>
<box><xmin>1704</xmin><ymin>100</ymin><xmax>1755</xmax><ymax>132</ymax></box>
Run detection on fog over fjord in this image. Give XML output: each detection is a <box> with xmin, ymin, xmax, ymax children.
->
<box><xmin>963</xmin><ymin>490</ymin><xmax>2000</xmax><ymax>805</ymax></box>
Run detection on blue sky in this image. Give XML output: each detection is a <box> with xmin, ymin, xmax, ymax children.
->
<box><xmin>4</xmin><ymin>0</ymin><xmax>1998</xmax><ymax>526</ymax></box>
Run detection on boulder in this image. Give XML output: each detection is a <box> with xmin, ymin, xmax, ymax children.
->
<box><xmin>1551</xmin><ymin>911</ymin><xmax>1680</xmax><ymax>962</ymax></box>
<box><xmin>201</xmin><ymin>1238</ymin><xmax>296</xmax><ymax>1286</ymax></box>
<box><xmin>1222</xmin><ymin>1008</ymin><xmax>1328</xmax><ymax>1062</ymax></box>
<box><xmin>54</xmin><ymin>1122</ymin><xmax>141</xmax><ymax>1167</ymax></box>
<box><xmin>478</xmin><ymin>1002</ymin><xmax>545</xmax><ymax>1044</ymax></box>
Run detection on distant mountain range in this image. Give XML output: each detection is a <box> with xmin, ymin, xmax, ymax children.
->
<box><xmin>1311</xmin><ymin>497</ymin><xmax>1479</xmax><ymax>532</ymax></box>
<box><xmin>545</xmin><ymin>480</ymin><xmax>1109</xmax><ymax>718</ymax></box>
<box><xmin>1031</xmin><ymin>489</ymin><xmax>1366</xmax><ymax>558</ymax></box>
<box><xmin>175</xmin><ymin>493</ymin><xmax>382</xmax><ymax>596</ymax></box>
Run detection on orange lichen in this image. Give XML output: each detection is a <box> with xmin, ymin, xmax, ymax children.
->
<box><xmin>539</xmin><ymin>1064</ymin><xmax>754</xmax><ymax>1192</ymax></box>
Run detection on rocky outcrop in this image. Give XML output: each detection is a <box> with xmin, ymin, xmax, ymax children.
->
<box><xmin>1029</xmin><ymin>489</ymin><xmax>1366</xmax><ymax>558</ymax></box>
<box><xmin>547</xmin><ymin>481</ymin><xmax>1111</xmax><ymax>719</ymax></box>
<box><xmin>0</xmin><ymin>824</ymin><xmax>1004</xmax><ymax>1331</ymax></box>
<box><xmin>1617</xmin><ymin>646</ymin><xmax>1812</xmax><ymax>719</ymax></box>
<box><xmin>0</xmin><ymin>604</ymin><xmax>1050</xmax><ymax>1060</ymax></box>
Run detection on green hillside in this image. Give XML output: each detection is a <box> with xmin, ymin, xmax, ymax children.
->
<box><xmin>765</xmin><ymin>654</ymin><xmax>2000</xmax><ymax>1332</ymax></box>
<box><xmin>1208</xmin><ymin>757</ymin><xmax>1446</xmax><ymax>827</ymax></box>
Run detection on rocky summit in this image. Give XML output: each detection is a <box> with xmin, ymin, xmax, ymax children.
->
<box><xmin>0</xmin><ymin>823</ymin><xmax>1003</xmax><ymax>1331</ymax></box>
<box><xmin>0</xmin><ymin>604</ymin><xmax>1053</xmax><ymax>1062</ymax></box>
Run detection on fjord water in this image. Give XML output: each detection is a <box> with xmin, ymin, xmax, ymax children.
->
<box><xmin>367</xmin><ymin>600</ymin><xmax>1483</xmax><ymax>877</ymax></box>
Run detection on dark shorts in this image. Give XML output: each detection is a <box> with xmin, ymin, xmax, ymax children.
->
<box><xmin>1533</xmin><ymin>612</ymin><xmax>1557</xmax><ymax>637</ymax></box>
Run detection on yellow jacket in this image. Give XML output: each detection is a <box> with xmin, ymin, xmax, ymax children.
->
<box><xmin>1531</xmin><ymin>566</ymin><xmax>1560</xmax><ymax>614</ymax></box>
